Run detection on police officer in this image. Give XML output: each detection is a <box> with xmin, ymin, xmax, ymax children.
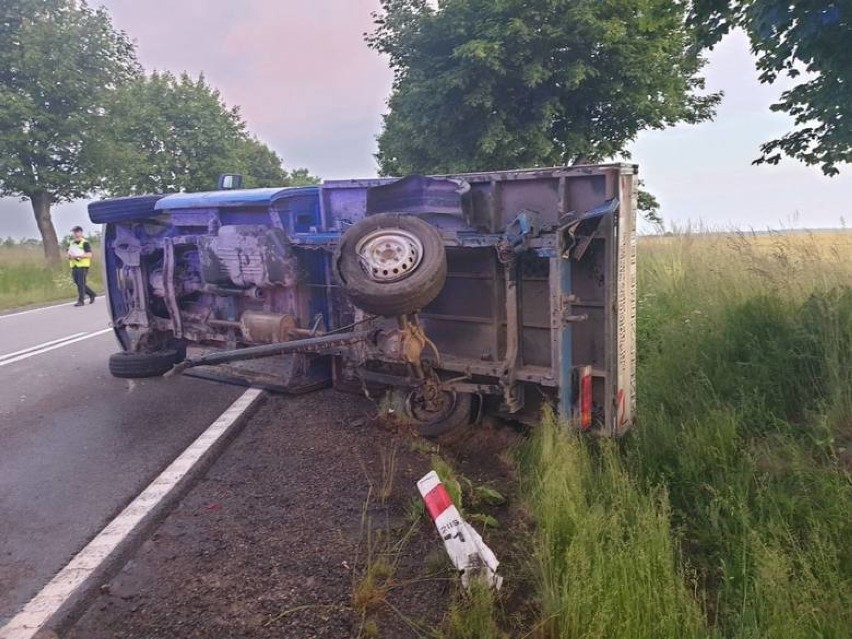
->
<box><xmin>67</xmin><ymin>226</ymin><xmax>96</xmax><ymax>307</ymax></box>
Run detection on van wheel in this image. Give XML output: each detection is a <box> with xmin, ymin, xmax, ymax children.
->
<box><xmin>397</xmin><ymin>388</ymin><xmax>473</xmax><ymax>441</ymax></box>
<box><xmin>108</xmin><ymin>349</ymin><xmax>182</xmax><ymax>378</ymax></box>
<box><xmin>334</xmin><ymin>213</ymin><xmax>446</xmax><ymax>316</ymax></box>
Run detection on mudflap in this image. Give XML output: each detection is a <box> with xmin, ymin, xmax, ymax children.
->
<box><xmin>182</xmin><ymin>346</ymin><xmax>332</xmax><ymax>394</ymax></box>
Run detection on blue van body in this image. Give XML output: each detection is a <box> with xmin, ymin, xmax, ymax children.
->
<box><xmin>90</xmin><ymin>165</ymin><xmax>638</xmax><ymax>434</ymax></box>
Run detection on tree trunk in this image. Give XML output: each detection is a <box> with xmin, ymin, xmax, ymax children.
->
<box><xmin>30</xmin><ymin>191</ymin><xmax>61</xmax><ymax>265</ymax></box>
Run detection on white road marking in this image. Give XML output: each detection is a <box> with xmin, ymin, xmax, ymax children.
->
<box><xmin>0</xmin><ymin>302</ymin><xmax>75</xmax><ymax>320</ymax></box>
<box><xmin>0</xmin><ymin>387</ymin><xmax>265</xmax><ymax>639</ymax></box>
<box><xmin>0</xmin><ymin>333</ymin><xmax>89</xmax><ymax>363</ymax></box>
<box><xmin>0</xmin><ymin>329</ymin><xmax>113</xmax><ymax>368</ymax></box>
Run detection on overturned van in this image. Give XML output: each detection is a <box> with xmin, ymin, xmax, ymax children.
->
<box><xmin>89</xmin><ymin>165</ymin><xmax>637</xmax><ymax>437</ymax></box>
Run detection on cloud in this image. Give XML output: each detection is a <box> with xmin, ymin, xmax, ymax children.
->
<box><xmin>100</xmin><ymin>0</ymin><xmax>393</xmax><ymax>177</ymax></box>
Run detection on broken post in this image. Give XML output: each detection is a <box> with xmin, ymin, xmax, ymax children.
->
<box><xmin>416</xmin><ymin>470</ymin><xmax>502</xmax><ymax>589</ymax></box>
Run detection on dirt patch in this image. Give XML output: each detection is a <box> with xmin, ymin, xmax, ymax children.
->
<box><xmin>62</xmin><ymin>389</ymin><xmax>526</xmax><ymax>638</ymax></box>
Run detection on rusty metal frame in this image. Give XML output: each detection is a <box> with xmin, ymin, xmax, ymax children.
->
<box><xmin>98</xmin><ymin>163</ymin><xmax>638</xmax><ymax>433</ymax></box>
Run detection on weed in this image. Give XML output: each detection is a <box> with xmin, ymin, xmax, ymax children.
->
<box><xmin>352</xmin><ymin>506</ymin><xmax>397</xmax><ymax>638</ymax></box>
<box><xmin>410</xmin><ymin>438</ymin><xmax>440</xmax><ymax>456</ymax></box>
<box><xmin>404</xmin><ymin>495</ymin><xmax>426</xmax><ymax>525</ymax></box>
<box><xmin>378</xmin><ymin>443</ymin><xmax>399</xmax><ymax>503</ymax></box>
<box><xmin>442</xmin><ymin>577</ymin><xmax>505</xmax><ymax>639</ymax></box>
<box><xmin>470</xmin><ymin>485</ymin><xmax>506</xmax><ymax>508</ymax></box>
<box><xmin>352</xmin><ymin>480</ymin><xmax>436</xmax><ymax>637</ymax></box>
<box><xmin>353</xmin><ymin>553</ymin><xmax>395</xmax><ymax>614</ymax></box>
<box><xmin>465</xmin><ymin>513</ymin><xmax>499</xmax><ymax>529</ymax></box>
<box><xmin>362</xmin><ymin>618</ymin><xmax>380</xmax><ymax>637</ymax></box>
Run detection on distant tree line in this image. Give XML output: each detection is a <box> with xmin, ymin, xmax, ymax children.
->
<box><xmin>0</xmin><ymin>0</ymin><xmax>316</xmax><ymax>264</ymax></box>
<box><xmin>1</xmin><ymin>232</ymin><xmax>100</xmax><ymax>250</ymax></box>
<box><xmin>2</xmin><ymin>236</ymin><xmax>42</xmax><ymax>248</ymax></box>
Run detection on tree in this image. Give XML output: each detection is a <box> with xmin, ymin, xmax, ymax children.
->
<box><xmin>97</xmin><ymin>72</ymin><xmax>318</xmax><ymax>195</ymax></box>
<box><xmin>235</xmin><ymin>136</ymin><xmax>320</xmax><ymax>188</ymax></box>
<box><xmin>368</xmin><ymin>0</ymin><xmax>720</xmax><ymax>179</ymax></box>
<box><xmin>689</xmin><ymin>1</ymin><xmax>850</xmax><ymax>175</ymax></box>
<box><xmin>0</xmin><ymin>0</ymin><xmax>138</xmax><ymax>263</ymax></box>
<box><xmin>285</xmin><ymin>168</ymin><xmax>322</xmax><ymax>187</ymax></box>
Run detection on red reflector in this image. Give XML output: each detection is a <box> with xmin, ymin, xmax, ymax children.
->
<box><xmin>580</xmin><ymin>366</ymin><xmax>592</xmax><ymax>431</ymax></box>
<box><xmin>423</xmin><ymin>483</ymin><xmax>453</xmax><ymax>520</ymax></box>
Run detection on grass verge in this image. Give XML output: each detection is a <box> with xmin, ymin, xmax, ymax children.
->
<box><xmin>519</xmin><ymin>230</ymin><xmax>852</xmax><ymax>638</ymax></box>
<box><xmin>0</xmin><ymin>244</ymin><xmax>102</xmax><ymax>311</ymax></box>
<box><xmin>520</xmin><ymin>411</ymin><xmax>707</xmax><ymax>639</ymax></box>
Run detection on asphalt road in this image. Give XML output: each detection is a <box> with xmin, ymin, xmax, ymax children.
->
<box><xmin>0</xmin><ymin>301</ymin><xmax>244</xmax><ymax>625</ymax></box>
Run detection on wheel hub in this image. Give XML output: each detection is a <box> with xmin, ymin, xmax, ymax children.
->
<box><xmin>356</xmin><ymin>228</ymin><xmax>423</xmax><ymax>282</ymax></box>
<box><xmin>407</xmin><ymin>383</ymin><xmax>455</xmax><ymax>422</ymax></box>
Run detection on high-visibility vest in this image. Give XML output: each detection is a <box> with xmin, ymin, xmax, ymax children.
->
<box><xmin>69</xmin><ymin>239</ymin><xmax>92</xmax><ymax>268</ymax></box>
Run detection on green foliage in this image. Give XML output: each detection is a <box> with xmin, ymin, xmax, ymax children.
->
<box><xmin>285</xmin><ymin>167</ymin><xmax>322</xmax><ymax>187</ymax></box>
<box><xmin>0</xmin><ymin>0</ymin><xmax>139</xmax><ymax>201</ymax></box>
<box><xmin>627</xmin><ymin>290</ymin><xmax>852</xmax><ymax>638</ymax></box>
<box><xmin>96</xmin><ymin>72</ymin><xmax>318</xmax><ymax>195</ymax></box>
<box><xmin>368</xmin><ymin>0</ymin><xmax>719</xmax><ymax>175</ymax></box>
<box><xmin>0</xmin><ymin>0</ymin><xmax>138</xmax><ymax>260</ymax></box>
<box><xmin>470</xmin><ymin>485</ymin><xmax>506</xmax><ymax>508</ymax></box>
<box><xmin>465</xmin><ymin>513</ymin><xmax>499</xmax><ymax>529</ymax></box>
<box><xmin>430</xmin><ymin>455</ymin><xmax>506</xmax><ymax>528</ymax></box>
<box><xmin>637</xmin><ymin>184</ymin><xmax>663</xmax><ymax>226</ymax></box>
<box><xmin>689</xmin><ymin>1</ymin><xmax>851</xmax><ymax>175</ymax></box>
<box><xmin>0</xmin><ymin>1</ymin><xmax>315</xmax><ymax>261</ymax></box>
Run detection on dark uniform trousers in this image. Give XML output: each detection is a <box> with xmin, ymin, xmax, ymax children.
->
<box><xmin>72</xmin><ymin>266</ymin><xmax>96</xmax><ymax>303</ymax></box>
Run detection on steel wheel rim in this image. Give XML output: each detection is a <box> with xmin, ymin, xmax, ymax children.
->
<box><xmin>355</xmin><ymin>228</ymin><xmax>424</xmax><ymax>282</ymax></box>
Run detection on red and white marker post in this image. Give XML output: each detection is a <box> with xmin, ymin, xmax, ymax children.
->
<box><xmin>417</xmin><ymin>470</ymin><xmax>502</xmax><ymax>589</ymax></box>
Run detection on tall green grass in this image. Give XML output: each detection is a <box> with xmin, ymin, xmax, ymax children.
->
<box><xmin>521</xmin><ymin>412</ymin><xmax>708</xmax><ymax>639</ymax></box>
<box><xmin>0</xmin><ymin>244</ymin><xmax>102</xmax><ymax>311</ymax></box>
<box><xmin>521</xmin><ymin>230</ymin><xmax>852</xmax><ymax>638</ymax></box>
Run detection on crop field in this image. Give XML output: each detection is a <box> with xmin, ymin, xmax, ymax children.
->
<box><xmin>517</xmin><ymin>229</ymin><xmax>852</xmax><ymax>639</ymax></box>
<box><xmin>0</xmin><ymin>243</ymin><xmax>102</xmax><ymax>311</ymax></box>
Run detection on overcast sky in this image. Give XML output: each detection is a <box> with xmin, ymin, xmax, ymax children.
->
<box><xmin>1</xmin><ymin>0</ymin><xmax>850</xmax><ymax>238</ymax></box>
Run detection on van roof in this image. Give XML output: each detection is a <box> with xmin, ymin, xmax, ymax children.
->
<box><xmin>154</xmin><ymin>186</ymin><xmax>319</xmax><ymax>210</ymax></box>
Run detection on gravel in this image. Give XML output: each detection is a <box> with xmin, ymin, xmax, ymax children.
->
<box><xmin>63</xmin><ymin>388</ymin><xmax>523</xmax><ymax>638</ymax></box>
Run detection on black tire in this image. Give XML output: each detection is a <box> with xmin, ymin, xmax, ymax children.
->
<box><xmin>334</xmin><ymin>213</ymin><xmax>447</xmax><ymax>316</ymax></box>
<box><xmin>167</xmin><ymin>340</ymin><xmax>187</xmax><ymax>363</ymax></box>
<box><xmin>108</xmin><ymin>349</ymin><xmax>182</xmax><ymax>379</ymax></box>
<box><xmin>400</xmin><ymin>389</ymin><xmax>473</xmax><ymax>440</ymax></box>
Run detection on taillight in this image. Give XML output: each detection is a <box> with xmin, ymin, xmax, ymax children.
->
<box><xmin>579</xmin><ymin>366</ymin><xmax>592</xmax><ymax>430</ymax></box>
